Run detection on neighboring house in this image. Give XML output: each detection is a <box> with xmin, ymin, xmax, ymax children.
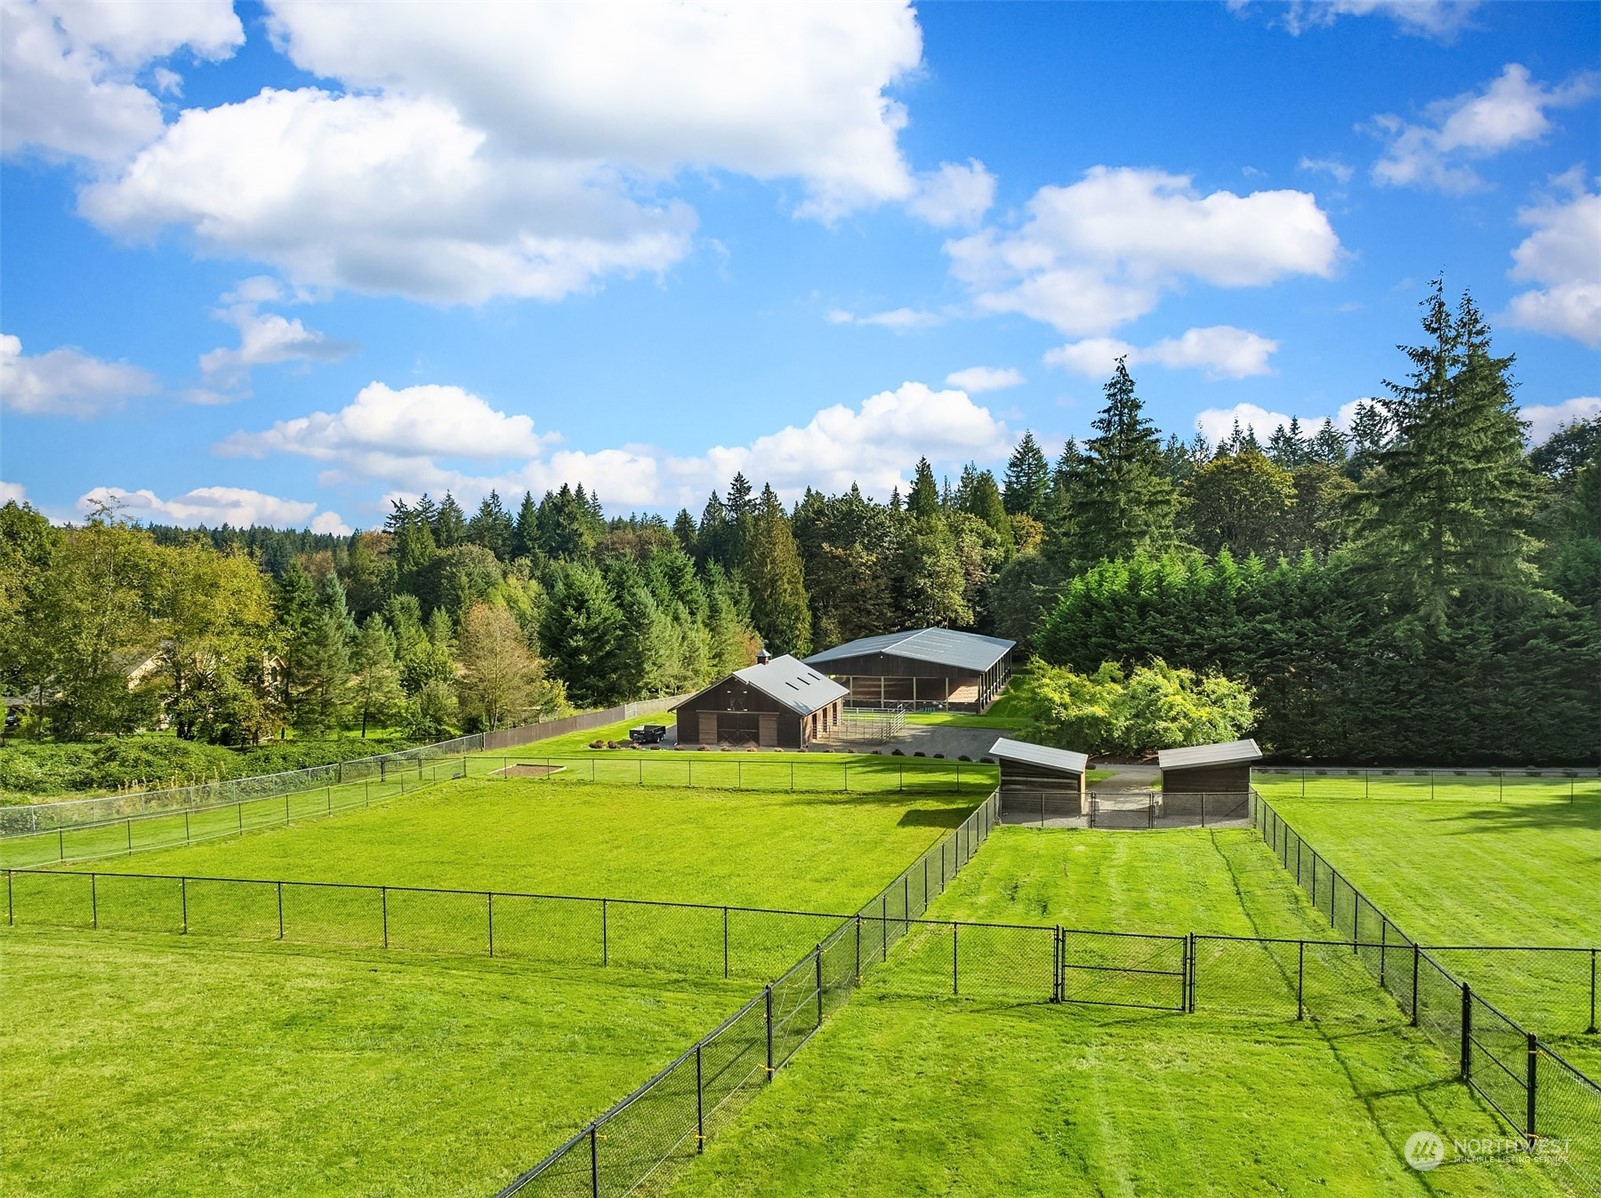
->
<box><xmin>805</xmin><ymin>628</ymin><xmax>1015</xmax><ymax>713</ymax></box>
<box><xmin>675</xmin><ymin>653</ymin><xmax>848</xmax><ymax>749</ymax></box>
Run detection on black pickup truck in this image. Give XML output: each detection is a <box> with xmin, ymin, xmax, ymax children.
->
<box><xmin>628</xmin><ymin>724</ymin><xmax>667</xmax><ymax>745</ymax></box>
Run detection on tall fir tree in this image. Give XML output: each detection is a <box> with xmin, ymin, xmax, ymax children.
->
<box><xmin>1003</xmin><ymin>431</ymin><xmax>1052</xmax><ymax>517</ymax></box>
<box><xmin>742</xmin><ymin>484</ymin><xmax>812</xmax><ymax>655</ymax></box>
<box><xmin>907</xmin><ymin>457</ymin><xmax>941</xmax><ymax>519</ymax></box>
<box><xmin>1071</xmin><ymin>358</ymin><xmax>1177</xmax><ymax>564</ymax></box>
<box><xmin>1353</xmin><ymin>281</ymin><xmax>1538</xmax><ymax>610</ymax></box>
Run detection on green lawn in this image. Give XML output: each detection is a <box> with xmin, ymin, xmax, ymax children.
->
<box><xmin>1251</xmin><ymin>780</ymin><xmax>1601</xmax><ymax>1074</ymax></box>
<box><xmin>663</xmin><ymin>825</ymin><xmax>1573</xmax><ymax>1197</ymax></box>
<box><xmin>35</xmin><ymin>776</ymin><xmax>978</xmax><ymax>911</ymax></box>
<box><xmin>0</xmin><ymin>927</ymin><xmax>749</xmax><ymax>1198</ymax></box>
<box><xmin>903</xmin><ymin>711</ymin><xmax>1020</xmax><ymax>729</ymax></box>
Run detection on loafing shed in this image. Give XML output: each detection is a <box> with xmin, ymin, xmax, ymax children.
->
<box><xmin>805</xmin><ymin>628</ymin><xmax>1015</xmax><ymax>712</ymax></box>
<box><xmin>1158</xmin><ymin>739</ymin><xmax>1262</xmax><ymax>807</ymax></box>
<box><xmin>675</xmin><ymin>655</ymin><xmax>847</xmax><ymax>749</ymax></box>
<box><xmin>990</xmin><ymin>737</ymin><xmax>1089</xmax><ymax>819</ymax></box>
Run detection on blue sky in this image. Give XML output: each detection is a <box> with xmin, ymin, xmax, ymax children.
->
<box><xmin>2</xmin><ymin>0</ymin><xmax>1597</xmax><ymax>533</ymax></box>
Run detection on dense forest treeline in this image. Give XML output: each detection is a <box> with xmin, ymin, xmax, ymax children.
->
<box><xmin>1</xmin><ymin>282</ymin><xmax>1596</xmax><ymax>761</ymax></box>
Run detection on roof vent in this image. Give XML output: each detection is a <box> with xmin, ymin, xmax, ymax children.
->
<box><xmin>756</xmin><ymin>649</ymin><xmax>772</xmax><ymax>665</ymax></box>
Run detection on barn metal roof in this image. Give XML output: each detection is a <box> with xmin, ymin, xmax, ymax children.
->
<box><xmin>989</xmin><ymin>737</ymin><xmax>1089</xmax><ymax>776</ymax></box>
<box><xmin>731</xmin><ymin>654</ymin><xmax>849</xmax><ymax>716</ymax></box>
<box><xmin>805</xmin><ymin>628</ymin><xmax>1015</xmax><ymax>674</ymax></box>
<box><xmin>1157</xmin><ymin>739</ymin><xmax>1263</xmax><ymax>770</ymax></box>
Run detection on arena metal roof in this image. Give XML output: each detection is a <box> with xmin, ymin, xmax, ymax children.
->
<box><xmin>729</xmin><ymin>654</ymin><xmax>849</xmax><ymax>716</ymax></box>
<box><xmin>805</xmin><ymin>628</ymin><xmax>1015</xmax><ymax>674</ymax></box>
<box><xmin>1157</xmin><ymin>739</ymin><xmax>1263</xmax><ymax>770</ymax></box>
<box><xmin>989</xmin><ymin>737</ymin><xmax>1089</xmax><ymax>775</ymax></box>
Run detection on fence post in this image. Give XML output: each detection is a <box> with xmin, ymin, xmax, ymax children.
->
<box><xmin>1588</xmin><ymin>948</ymin><xmax>1599</xmax><ymax>1035</ymax></box>
<box><xmin>696</xmin><ymin>1043</ymin><xmax>705</xmax><ymax>1154</ymax></box>
<box><xmin>855</xmin><ymin>914</ymin><xmax>861</xmax><ymax>979</ymax></box>
<box><xmin>602</xmin><ymin>898</ymin><xmax>609</xmax><ymax>966</ymax></box>
<box><xmin>381</xmin><ymin>886</ymin><xmax>389</xmax><ymax>949</ymax></box>
<box><xmin>764</xmin><ymin>986</ymin><xmax>774</xmax><ymax>1079</ymax></box>
<box><xmin>58</xmin><ymin>828</ymin><xmax>64</xmax><ymax>861</ymax></box>
<box><xmin>185</xmin><ymin>810</ymin><xmax>191</xmax><ymax>844</ymax></box>
<box><xmin>126</xmin><ymin>819</ymin><xmax>132</xmax><ymax>852</ymax></box>
<box><xmin>815</xmin><ymin>943</ymin><xmax>824</xmax><ymax>1026</ymax></box>
<box><xmin>1461</xmin><ymin>983</ymin><xmax>1472</xmax><ymax>1079</ymax></box>
<box><xmin>1297</xmin><ymin>940</ymin><xmax>1305</xmax><ymax>1020</ymax></box>
<box><xmin>1411</xmin><ymin>945</ymin><xmax>1420</xmax><ymax>1026</ymax></box>
<box><xmin>903</xmin><ymin>876</ymin><xmax>910</xmax><ymax>931</ymax></box>
<box><xmin>589</xmin><ymin>1124</ymin><xmax>599</xmax><ymax>1198</ymax></box>
<box><xmin>1053</xmin><ymin>925</ymin><xmax>1061</xmax><ymax>1003</ymax></box>
<box><xmin>723</xmin><ymin>906</ymin><xmax>729</xmax><ymax>978</ymax></box>
<box><xmin>180</xmin><ymin>877</ymin><xmax>188</xmax><ymax>934</ymax></box>
<box><xmin>1188</xmin><ymin>933</ymin><xmax>1196</xmax><ymax>1013</ymax></box>
<box><xmin>5</xmin><ymin>870</ymin><xmax>10</xmax><ymax>926</ymax></box>
<box><xmin>285</xmin><ymin>793</ymin><xmax>290</xmax><ymax>824</ymax></box>
<box><xmin>952</xmin><ymin>921</ymin><xmax>959</xmax><ymax>995</ymax></box>
<box><xmin>277</xmin><ymin>881</ymin><xmax>284</xmax><ymax>938</ymax></box>
<box><xmin>90</xmin><ymin>873</ymin><xmax>97</xmax><ymax>929</ymax></box>
<box><xmin>237</xmin><ymin>802</ymin><xmax>243</xmax><ymax>833</ymax></box>
<box><xmin>1379</xmin><ymin>921</ymin><xmax>1387</xmax><ymax>986</ymax></box>
<box><xmin>487</xmin><ymin>893</ymin><xmax>495</xmax><ymax>958</ymax></box>
<box><xmin>881</xmin><ymin>897</ymin><xmax>888</xmax><ymax>962</ymax></box>
<box><xmin>1526</xmin><ymin>1033</ymin><xmax>1538</xmax><ymax>1148</ymax></box>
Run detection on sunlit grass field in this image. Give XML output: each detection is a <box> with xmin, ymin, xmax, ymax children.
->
<box><xmin>1252</xmin><ymin>775</ymin><xmax>1601</xmax><ymax>1075</ymax></box>
<box><xmin>0</xmin><ymin>927</ymin><xmax>749</xmax><ymax>1198</ymax></box>
<box><xmin>666</xmin><ymin>824</ymin><xmax>1569</xmax><ymax>1198</ymax></box>
<box><xmin>30</xmin><ymin>776</ymin><xmax>979</xmax><ymax>910</ymax></box>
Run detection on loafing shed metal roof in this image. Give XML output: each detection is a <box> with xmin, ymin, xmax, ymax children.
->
<box><xmin>1157</xmin><ymin>739</ymin><xmax>1263</xmax><ymax>770</ymax></box>
<box><xmin>806</xmin><ymin>628</ymin><xmax>1015</xmax><ymax>674</ymax></box>
<box><xmin>989</xmin><ymin>737</ymin><xmax>1089</xmax><ymax>776</ymax></box>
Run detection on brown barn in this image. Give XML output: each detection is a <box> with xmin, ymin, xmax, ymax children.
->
<box><xmin>990</xmin><ymin>737</ymin><xmax>1089</xmax><ymax>819</ymax></box>
<box><xmin>804</xmin><ymin>628</ymin><xmax>1014</xmax><ymax>712</ymax></box>
<box><xmin>1158</xmin><ymin>739</ymin><xmax>1262</xmax><ymax>796</ymax></box>
<box><xmin>674</xmin><ymin>655</ymin><xmax>848</xmax><ymax>749</ymax></box>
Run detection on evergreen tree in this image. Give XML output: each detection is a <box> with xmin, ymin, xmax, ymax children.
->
<box><xmin>433</xmin><ymin>493</ymin><xmax>467</xmax><ymax>548</ymax></box>
<box><xmin>957</xmin><ymin>466</ymin><xmax>1014</xmax><ymax>554</ymax></box>
<box><xmin>293</xmin><ymin>573</ymin><xmax>356</xmax><ymax>736</ymax></box>
<box><xmin>467</xmin><ymin>491</ymin><xmax>514</xmax><ymax>560</ymax></box>
<box><xmin>1003</xmin><ymin>431</ymin><xmax>1051</xmax><ymax>517</ymax></box>
<box><xmin>907</xmin><ymin>457</ymin><xmax>941</xmax><ymax>519</ymax></box>
<box><xmin>1346</xmin><ymin>401</ymin><xmax>1390</xmax><ymax>479</ymax></box>
<box><xmin>1071</xmin><ymin>358</ymin><xmax>1177</xmax><ymax>564</ymax></box>
<box><xmin>742</xmin><ymin>484</ymin><xmax>812</xmax><ymax>655</ymax></box>
<box><xmin>671</xmin><ymin>508</ymin><xmax>698</xmax><ymax>555</ymax></box>
<box><xmin>696</xmin><ymin>491</ymin><xmax>732</xmax><ymax>567</ymax></box>
<box><xmin>1353</xmin><ymin>281</ymin><xmax>1538</xmax><ymax>610</ymax></box>
<box><xmin>511</xmin><ymin>491</ymin><xmax>540</xmax><ymax>561</ymax></box>
<box><xmin>1309</xmin><ymin>419</ymin><xmax>1349</xmax><ymax>467</ymax></box>
<box><xmin>540</xmin><ymin>560</ymin><xmax>627</xmax><ymax>706</ymax></box>
<box><xmin>350</xmin><ymin>616</ymin><xmax>404</xmax><ymax>737</ymax></box>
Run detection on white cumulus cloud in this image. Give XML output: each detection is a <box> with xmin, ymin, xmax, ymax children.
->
<box><xmin>77</xmin><ymin>4</ymin><xmax>926</xmax><ymax>303</ymax></box>
<box><xmin>908</xmin><ymin>159</ymin><xmax>997</xmax><ymax>229</ymax></box>
<box><xmin>1046</xmin><ymin>326</ymin><xmax>1279</xmax><ymax>380</ymax></box>
<box><xmin>1504</xmin><ymin>178</ymin><xmax>1601</xmax><ymax>347</ymax></box>
<box><xmin>78</xmin><ymin>485</ymin><xmax>349</xmax><ymax>533</ymax></box>
<box><xmin>1523</xmin><ymin>397</ymin><xmax>1600</xmax><ymax>444</ymax></box>
<box><xmin>1369</xmin><ymin>64</ymin><xmax>1597</xmax><ymax>193</ymax></box>
<box><xmin>0</xmin><ymin>0</ymin><xmax>243</xmax><ymax>162</ymax></box>
<box><xmin>0</xmin><ymin>480</ymin><xmax>27</xmax><ymax>504</ymax></box>
<box><xmin>1276</xmin><ymin>0</ymin><xmax>1483</xmax><ymax>40</ymax></box>
<box><xmin>221</xmin><ymin>382</ymin><xmax>555</xmax><ymax>478</ymax></box>
<box><xmin>827</xmin><ymin>307</ymin><xmax>945</xmax><ymax>331</ymax></box>
<box><xmin>0</xmin><ymin>332</ymin><xmax>159</xmax><ymax>416</ymax></box>
<box><xmin>946</xmin><ymin>167</ymin><xmax>1340</xmax><ymax>336</ymax></box>
<box><xmin>199</xmin><ymin>285</ymin><xmax>359</xmax><ymax>387</ymax></box>
<box><xmin>945</xmin><ymin>366</ymin><xmax>1025</xmax><ymax>393</ymax></box>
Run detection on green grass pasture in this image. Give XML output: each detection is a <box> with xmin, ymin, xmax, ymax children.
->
<box><xmin>664</xmin><ymin>825</ymin><xmax>1573</xmax><ymax>1197</ymax></box>
<box><xmin>0</xmin><ymin>927</ymin><xmax>749</xmax><ymax>1198</ymax></box>
<box><xmin>1252</xmin><ymin>778</ymin><xmax>1601</xmax><ymax>1074</ymax></box>
<box><xmin>31</xmin><ymin>778</ymin><xmax>979</xmax><ymax>909</ymax></box>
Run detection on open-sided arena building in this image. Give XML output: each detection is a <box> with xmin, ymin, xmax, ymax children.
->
<box><xmin>804</xmin><ymin>628</ymin><xmax>1015</xmax><ymax>712</ymax></box>
<box><xmin>674</xmin><ymin>655</ymin><xmax>847</xmax><ymax>749</ymax></box>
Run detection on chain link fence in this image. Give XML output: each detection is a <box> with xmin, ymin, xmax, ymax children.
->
<box><xmin>1001</xmin><ymin>791</ymin><xmax>1252</xmax><ymax>829</ymax></box>
<box><xmin>1255</xmin><ymin>794</ymin><xmax>1601</xmax><ymax>1192</ymax></box>
<box><xmin>1253</xmin><ymin>765</ymin><xmax>1600</xmax><ymax>803</ymax></box>
<box><xmin>0</xmin><ymin>696</ymin><xmax>688</xmax><ymax>837</ymax></box>
<box><xmin>0</xmin><ymin>755</ymin><xmax>995</xmax><ymax>872</ymax></box>
<box><xmin>492</xmin><ymin>792</ymin><xmax>1003</xmax><ymax>1197</ymax></box>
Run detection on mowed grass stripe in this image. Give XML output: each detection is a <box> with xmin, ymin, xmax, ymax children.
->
<box><xmin>663</xmin><ymin>826</ymin><xmax>1567</xmax><ymax>1197</ymax></box>
<box><xmin>0</xmin><ymin>928</ymin><xmax>752</xmax><ymax>1198</ymax></box>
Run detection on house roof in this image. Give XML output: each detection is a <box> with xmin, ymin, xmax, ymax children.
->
<box><xmin>1157</xmin><ymin>739</ymin><xmax>1263</xmax><ymax>771</ymax></box>
<box><xmin>805</xmin><ymin>628</ymin><xmax>1015</xmax><ymax>674</ymax></box>
<box><xmin>727</xmin><ymin>654</ymin><xmax>849</xmax><ymax>716</ymax></box>
<box><xmin>988</xmin><ymin>737</ymin><xmax>1088</xmax><ymax>776</ymax></box>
